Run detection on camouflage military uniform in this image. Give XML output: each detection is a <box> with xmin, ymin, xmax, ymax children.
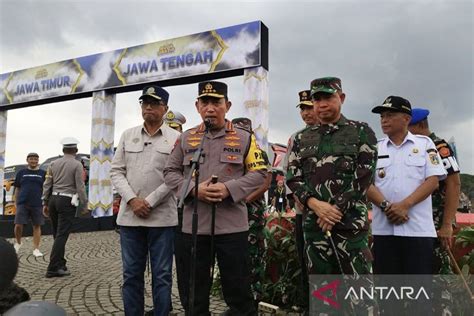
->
<box><xmin>287</xmin><ymin>115</ymin><xmax>377</xmax><ymax>273</ymax></box>
<box><xmin>430</xmin><ymin>132</ymin><xmax>460</xmax><ymax>275</ymax></box>
<box><xmin>247</xmin><ymin>150</ymin><xmax>270</xmax><ymax>302</ymax></box>
<box><xmin>287</xmin><ymin>115</ymin><xmax>377</xmax><ymax>314</ymax></box>
<box><xmin>247</xmin><ymin>199</ymin><xmax>266</xmax><ymax>300</ymax></box>
<box><xmin>429</xmin><ymin>133</ymin><xmax>460</xmax><ymax>314</ymax></box>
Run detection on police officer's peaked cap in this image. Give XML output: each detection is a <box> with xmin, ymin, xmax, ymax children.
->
<box><xmin>310</xmin><ymin>77</ymin><xmax>342</xmax><ymax>96</ymax></box>
<box><xmin>139</xmin><ymin>85</ymin><xmax>169</xmax><ymax>104</ymax></box>
<box><xmin>297</xmin><ymin>90</ymin><xmax>313</xmax><ymax>108</ymax></box>
<box><xmin>164</xmin><ymin>110</ymin><xmax>186</xmax><ymax>127</ymax></box>
<box><xmin>197</xmin><ymin>81</ymin><xmax>228</xmax><ymax>99</ymax></box>
<box><xmin>372</xmin><ymin>96</ymin><xmax>412</xmax><ymax>116</ymax></box>
<box><xmin>27</xmin><ymin>152</ymin><xmax>39</xmax><ymax>158</ymax></box>
<box><xmin>409</xmin><ymin>108</ymin><xmax>430</xmax><ymax>125</ymax></box>
<box><xmin>60</xmin><ymin>137</ymin><xmax>79</xmax><ymax>148</ymax></box>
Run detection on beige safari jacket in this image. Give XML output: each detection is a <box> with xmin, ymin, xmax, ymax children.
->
<box><xmin>111</xmin><ymin>123</ymin><xmax>180</xmax><ymax>227</ymax></box>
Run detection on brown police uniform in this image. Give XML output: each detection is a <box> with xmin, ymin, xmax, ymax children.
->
<box><xmin>42</xmin><ymin>145</ymin><xmax>87</xmax><ymax>276</ymax></box>
<box><xmin>164</xmin><ymin>83</ymin><xmax>266</xmax><ymax>315</ymax></box>
<box><xmin>165</xmin><ymin>120</ymin><xmax>266</xmax><ymax>235</ymax></box>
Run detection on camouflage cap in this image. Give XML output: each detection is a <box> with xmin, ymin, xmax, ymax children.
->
<box><xmin>139</xmin><ymin>85</ymin><xmax>169</xmax><ymax>104</ymax></box>
<box><xmin>164</xmin><ymin>110</ymin><xmax>186</xmax><ymax>128</ymax></box>
<box><xmin>372</xmin><ymin>96</ymin><xmax>412</xmax><ymax>115</ymax></box>
<box><xmin>296</xmin><ymin>90</ymin><xmax>313</xmax><ymax>108</ymax></box>
<box><xmin>198</xmin><ymin>81</ymin><xmax>227</xmax><ymax>99</ymax></box>
<box><xmin>310</xmin><ymin>77</ymin><xmax>342</xmax><ymax>96</ymax></box>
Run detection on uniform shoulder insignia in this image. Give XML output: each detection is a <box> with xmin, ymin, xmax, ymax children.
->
<box><xmin>427</xmin><ymin>149</ymin><xmax>440</xmax><ymax>165</ymax></box>
<box><xmin>438</xmin><ymin>146</ymin><xmax>451</xmax><ymax>158</ymax></box>
<box><xmin>234</xmin><ymin>124</ymin><xmax>252</xmax><ymax>134</ymax></box>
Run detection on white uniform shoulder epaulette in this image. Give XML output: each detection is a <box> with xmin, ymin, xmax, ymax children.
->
<box><xmin>413</xmin><ymin>134</ymin><xmax>432</xmax><ymax>141</ymax></box>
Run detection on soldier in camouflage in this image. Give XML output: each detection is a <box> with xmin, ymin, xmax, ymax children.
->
<box><xmin>232</xmin><ymin>117</ymin><xmax>272</xmax><ymax>305</ymax></box>
<box><xmin>286</xmin><ymin>77</ymin><xmax>377</xmax><ymax>272</ymax></box>
<box><xmin>408</xmin><ymin>108</ymin><xmax>461</xmax><ymax>272</ymax></box>
<box><xmin>408</xmin><ymin>108</ymin><xmax>461</xmax><ymax>313</ymax></box>
<box><xmin>286</xmin><ymin>77</ymin><xmax>377</xmax><ymax>314</ymax></box>
<box><xmin>281</xmin><ymin>90</ymin><xmax>320</xmax><ymax>312</ymax></box>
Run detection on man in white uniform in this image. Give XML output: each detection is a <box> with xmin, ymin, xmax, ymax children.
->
<box><xmin>368</xmin><ymin>95</ymin><xmax>446</xmax><ymax>315</ymax></box>
<box><xmin>368</xmin><ymin>95</ymin><xmax>446</xmax><ymax>274</ymax></box>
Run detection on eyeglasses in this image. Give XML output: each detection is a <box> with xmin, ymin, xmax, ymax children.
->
<box><xmin>140</xmin><ymin>99</ymin><xmax>164</xmax><ymax>108</ymax></box>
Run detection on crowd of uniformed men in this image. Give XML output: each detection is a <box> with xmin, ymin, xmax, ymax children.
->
<box><xmin>9</xmin><ymin>76</ymin><xmax>461</xmax><ymax>315</ymax></box>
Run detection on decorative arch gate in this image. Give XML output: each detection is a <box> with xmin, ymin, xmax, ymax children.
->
<box><xmin>0</xmin><ymin>21</ymin><xmax>269</xmax><ymax>217</ymax></box>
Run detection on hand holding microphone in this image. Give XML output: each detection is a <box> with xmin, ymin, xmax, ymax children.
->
<box><xmin>197</xmin><ymin>175</ymin><xmax>229</xmax><ymax>203</ymax></box>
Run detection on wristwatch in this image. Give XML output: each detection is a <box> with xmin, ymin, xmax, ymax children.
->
<box><xmin>380</xmin><ymin>200</ymin><xmax>389</xmax><ymax>212</ymax></box>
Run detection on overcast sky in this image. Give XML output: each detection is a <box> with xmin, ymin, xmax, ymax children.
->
<box><xmin>1</xmin><ymin>0</ymin><xmax>472</xmax><ymax>174</ymax></box>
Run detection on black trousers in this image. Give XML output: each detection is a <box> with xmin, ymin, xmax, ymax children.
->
<box><xmin>181</xmin><ymin>231</ymin><xmax>256</xmax><ymax>316</ymax></box>
<box><xmin>373</xmin><ymin>236</ymin><xmax>435</xmax><ymax>316</ymax></box>
<box><xmin>47</xmin><ymin>195</ymin><xmax>75</xmax><ymax>272</ymax></box>
<box><xmin>373</xmin><ymin>235</ymin><xmax>435</xmax><ymax>274</ymax></box>
<box><xmin>174</xmin><ymin>227</ymin><xmax>186</xmax><ymax>308</ymax></box>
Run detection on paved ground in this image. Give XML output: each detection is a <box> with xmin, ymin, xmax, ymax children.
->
<box><xmin>11</xmin><ymin>230</ymin><xmax>228</xmax><ymax>315</ymax></box>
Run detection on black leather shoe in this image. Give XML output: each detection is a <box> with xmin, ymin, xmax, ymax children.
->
<box><xmin>45</xmin><ymin>269</ymin><xmax>71</xmax><ymax>278</ymax></box>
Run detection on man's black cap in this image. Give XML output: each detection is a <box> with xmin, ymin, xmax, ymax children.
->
<box><xmin>297</xmin><ymin>90</ymin><xmax>313</xmax><ymax>108</ymax></box>
<box><xmin>198</xmin><ymin>81</ymin><xmax>228</xmax><ymax>99</ymax></box>
<box><xmin>27</xmin><ymin>152</ymin><xmax>39</xmax><ymax>158</ymax></box>
<box><xmin>372</xmin><ymin>96</ymin><xmax>412</xmax><ymax>115</ymax></box>
<box><xmin>139</xmin><ymin>85</ymin><xmax>169</xmax><ymax>104</ymax></box>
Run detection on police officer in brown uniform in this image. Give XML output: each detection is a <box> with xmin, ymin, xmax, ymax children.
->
<box><xmin>164</xmin><ymin>81</ymin><xmax>267</xmax><ymax>315</ymax></box>
<box><xmin>42</xmin><ymin>137</ymin><xmax>87</xmax><ymax>278</ymax></box>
